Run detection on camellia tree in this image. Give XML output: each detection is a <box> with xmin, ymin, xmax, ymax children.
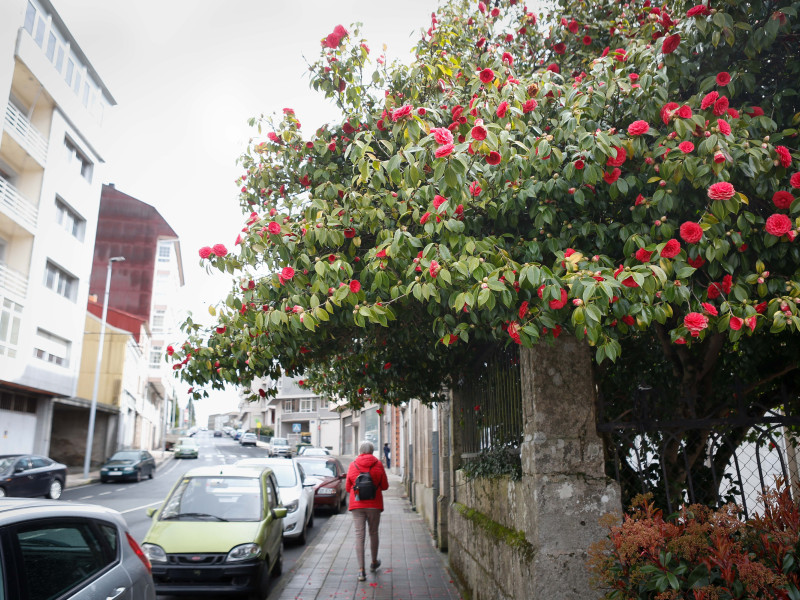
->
<box><xmin>172</xmin><ymin>0</ymin><xmax>799</xmax><ymax>449</ymax></box>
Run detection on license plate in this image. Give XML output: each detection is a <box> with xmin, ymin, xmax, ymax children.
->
<box><xmin>109</xmin><ymin>472</ymin><xmax>121</xmax><ymax>476</ymax></box>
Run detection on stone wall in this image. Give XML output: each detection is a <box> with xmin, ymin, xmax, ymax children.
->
<box><xmin>446</xmin><ymin>337</ymin><xmax>621</xmax><ymax>599</ymax></box>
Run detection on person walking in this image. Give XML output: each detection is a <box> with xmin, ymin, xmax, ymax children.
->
<box><xmin>383</xmin><ymin>442</ymin><xmax>391</xmax><ymax>469</ymax></box>
<box><xmin>346</xmin><ymin>440</ymin><xmax>389</xmax><ymax>581</ymax></box>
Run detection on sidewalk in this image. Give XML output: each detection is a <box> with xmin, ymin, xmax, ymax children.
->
<box><xmin>65</xmin><ymin>450</ymin><xmax>174</xmax><ymax>488</ymax></box>
<box><xmin>269</xmin><ymin>472</ymin><xmax>462</xmax><ymax>600</ymax></box>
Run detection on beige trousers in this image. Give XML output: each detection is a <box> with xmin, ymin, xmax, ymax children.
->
<box><xmin>351</xmin><ymin>508</ymin><xmax>381</xmax><ymax>570</ymax></box>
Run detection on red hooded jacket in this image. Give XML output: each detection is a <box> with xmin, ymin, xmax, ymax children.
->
<box><xmin>346</xmin><ymin>453</ymin><xmax>389</xmax><ymax>511</ymax></box>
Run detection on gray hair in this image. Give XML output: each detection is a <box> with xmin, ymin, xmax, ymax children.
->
<box><xmin>359</xmin><ymin>440</ymin><xmax>374</xmax><ymax>455</ymax></box>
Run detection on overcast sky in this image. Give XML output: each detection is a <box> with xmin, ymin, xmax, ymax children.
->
<box><xmin>50</xmin><ymin>0</ymin><xmax>436</xmax><ymax>422</ymax></box>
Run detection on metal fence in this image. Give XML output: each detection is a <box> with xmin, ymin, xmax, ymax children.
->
<box><xmin>597</xmin><ymin>384</ymin><xmax>800</xmax><ymax>518</ymax></box>
<box><xmin>454</xmin><ymin>345</ymin><xmax>523</xmax><ymax>463</ymax></box>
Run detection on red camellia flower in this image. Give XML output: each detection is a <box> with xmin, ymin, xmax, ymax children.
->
<box><xmin>344</xmin><ymin>227</ymin><xmax>356</xmax><ymax>238</ymax></box>
<box><xmin>687</xmin><ymin>255</ymin><xmax>706</xmax><ymax>269</ymax></box>
<box><xmin>701</xmin><ymin>91</ymin><xmax>718</xmax><ymax>110</ymax></box>
<box><xmin>717</xmin><ymin>119</ymin><xmax>732</xmax><ymax>136</ymax></box>
<box><xmin>568</xmin><ymin>19</ymin><xmax>579</xmax><ymax>34</ymax></box>
<box><xmin>627</xmin><ymin>120</ymin><xmax>649</xmax><ymax>136</ymax></box>
<box><xmin>216</xmin><ymin>326</ymin><xmax>226</xmax><ymax>334</ymax></box>
<box><xmin>603</xmin><ymin>168</ymin><xmax>621</xmax><ymax>184</ymax></box>
<box><xmin>431</xmin><ymin>127</ymin><xmax>454</xmax><ymax>145</ymax></box>
<box><xmin>502</xmin><ymin>52</ymin><xmax>514</xmax><ymax>65</ymax></box>
<box><xmin>166</xmin><ymin>345</ymin><xmax>175</xmax><ymax>356</ymax></box>
<box><xmin>765</xmin><ymin>213</ymin><xmax>793</xmax><ymax>237</ymax></box>
<box><xmin>662</xmin><ymin>33</ymin><xmax>681</xmax><ymax>54</ymax></box>
<box><xmin>375</xmin><ymin>249</ymin><xmax>387</xmax><ymax>258</ymax></box>
<box><xmin>553</xmin><ymin>42</ymin><xmax>566</xmax><ymax>54</ymax></box>
<box><xmin>606</xmin><ymin>146</ymin><xmax>626</xmax><ymax>167</ymax></box>
<box><xmin>574</xmin><ymin>159</ymin><xmax>585</xmax><ymax>170</ymax></box>
<box><xmin>791</xmin><ymin>173</ymin><xmax>800</xmax><ymax>188</ymax></box>
<box><xmin>479</xmin><ymin>68</ymin><xmax>495</xmax><ymax>83</ymax></box>
<box><xmin>546</xmin><ymin>63</ymin><xmax>560</xmax><ymax>73</ymax></box>
<box><xmin>469</xmin><ymin>181</ymin><xmax>482</xmax><ymax>196</ymax></box>
<box><xmin>383</xmin><ymin>362</ymin><xmax>391</xmax><ymax>370</ymax></box>
<box><xmin>661</xmin><ymin>102</ymin><xmax>679</xmax><ymax>124</ymax></box>
<box><xmin>349</xmin><ymin>280</ymin><xmax>361</xmax><ymax>293</ymax></box>
<box><xmin>708</xmin><ymin>182</ymin><xmax>736</xmax><ymax>201</ymax></box>
<box><xmin>702</xmin><ymin>303</ymin><xmax>718</xmax><ymax>316</ymax></box>
<box><xmin>729</xmin><ymin>316</ymin><xmax>743</xmax><ymax>331</ymax></box>
<box><xmin>391</xmin><ymin>105</ymin><xmax>413</xmax><ymax>121</ymax></box>
<box><xmin>280</xmin><ymin>266</ymin><xmax>295</xmax><ymax>283</ymax></box>
<box><xmin>486</xmin><ymin>151</ymin><xmax>502</xmax><ymax>165</ymax></box>
<box><xmin>755</xmin><ymin>302</ymin><xmax>768</xmax><ymax>314</ymax></box>
<box><xmin>716</xmin><ymin>72</ymin><xmax>731</xmax><ymax>86</ymax></box>
<box><xmin>433</xmin><ymin>195</ymin><xmax>447</xmax><ymax>209</ymax></box>
<box><xmin>538</xmin><ymin>285</ymin><xmax>568</xmax><ymax>309</ymax></box>
<box><xmin>621</xmin><ymin>315</ymin><xmax>635</xmax><ymax>326</ymax></box>
<box><xmin>746</xmin><ymin>106</ymin><xmax>765</xmax><ymax>117</ymax></box>
<box><xmin>773</xmin><ymin>191</ymin><xmax>795</xmax><ymax>209</ymax></box>
<box><xmin>471</xmin><ymin>124</ymin><xmax>487</xmax><ymax>140</ymax></box>
<box><xmin>523</xmin><ymin>99</ymin><xmax>537</xmax><ymax>113</ymax></box>
<box><xmin>687</xmin><ymin>4</ymin><xmax>710</xmax><ymax>17</ymax></box>
<box><xmin>676</xmin><ymin>105</ymin><xmax>693</xmax><ymax>119</ymax></box>
<box><xmin>497</xmin><ymin>101</ymin><xmax>510</xmax><ymax>118</ymax></box>
<box><xmin>583</xmin><ymin>35</ymin><xmax>592</xmax><ymax>45</ymax></box>
<box><xmin>268</xmin><ymin>222</ymin><xmax>281</xmax><ymax>235</ymax></box>
<box><xmin>680</xmin><ymin>222</ymin><xmax>704</xmax><ymax>244</ymax></box>
<box><xmin>722</xmin><ymin>274</ymin><xmax>733</xmax><ymax>294</ymax></box>
<box><xmin>775</xmin><ymin>146</ymin><xmax>792</xmax><ymax>168</ymax></box>
<box><xmin>420</xmin><ymin>212</ymin><xmax>432</xmax><ymax>224</ymax></box>
<box><xmin>212</xmin><ymin>244</ymin><xmax>227</xmax><ymax>256</ymax></box>
<box><xmin>635</xmin><ymin>248</ymin><xmax>653</xmax><ymax>262</ymax></box>
<box><xmin>435</xmin><ymin>144</ymin><xmax>454</xmax><ymax>158</ymax></box>
<box><xmin>661</xmin><ymin>238</ymin><xmax>681</xmax><ymax>258</ymax></box>
<box><xmin>713</xmin><ymin>96</ymin><xmax>729</xmax><ymax>116</ymax></box>
<box><xmin>678</xmin><ymin>141</ymin><xmax>695</xmax><ymax>153</ymax></box>
<box><xmin>429</xmin><ymin>260</ymin><xmax>440</xmax><ymax>278</ymax></box>
<box><xmin>518</xmin><ymin>301</ymin><xmax>529</xmax><ymax>320</ymax></box>
<box><xmin>684</xmin><ymin>312</ymin><xmax>708</xmax><ymax>337</ymax></box>
<box><xmin>199</xmin><ymin>246</ymin><xmax>212</xmax><ymax>259</ymax></box>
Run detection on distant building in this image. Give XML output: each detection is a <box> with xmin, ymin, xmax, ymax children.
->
<box><xmin>273</xmin><ymin>376</ymin><xmax>340</xmax><ymax>450</ymax></box>
<box><xmin>0</xmin><ymin>0</ymin><xmax>114</xmax><ymax>455</ymax></box>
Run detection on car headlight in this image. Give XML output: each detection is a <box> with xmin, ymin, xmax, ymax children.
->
<box><xmin>226</xmin><ymin>543</ymin><xmax>261</xmax><ymax>562</ymax></box>
<box><xmin>123</xmin><ymin>466</ymin><xmax>135</xmax><ymax>472</ymax></box>
<box><xmin>284</xmin><ymin>499</ymin><xmax>299</xmax><ymax>513</ymax></box>
<box><xmin>317</xmin><ymin>487</ymin><xmax>337</xmax><ymax>495</ymax></box>
<box><xmin>141</xmin><ymin>543</ymin><xmax>167</xmax><ymax>564</ymax></box>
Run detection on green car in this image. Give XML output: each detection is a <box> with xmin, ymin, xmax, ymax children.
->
<box><xmin>173</xmin><ymin>437</ymin><xmax>199</xmax><ymax>459</ymax></box>
<box><xmin>142</xmin><ymin>465</ymin><xmax>287</xmax><ymax>599</ymax></box>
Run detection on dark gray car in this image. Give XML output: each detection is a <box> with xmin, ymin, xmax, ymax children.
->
<box><xmin>0</xmin><ymin>497</ymin><xmax>155</xmax><ymax>599</ymax></box>
<box><xmin>0</xmin><ymin>454</ymin><xmax>66</xmax><ymax>499</ymax></box>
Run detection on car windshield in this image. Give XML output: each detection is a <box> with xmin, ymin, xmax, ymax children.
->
<box><xmin>0</xmin><ymin>457</ymin><xmax>17</xmax><ymax>472</ymax></box>
<box><xmin>272</xmin><ymin>438</ymin><xmax>288</xmax><ymax>446</ymax></box>
<box><xmin>178</xmin><ymin>438</ymin><xmax>198</xmax><ymax>446</ymax></box>
<box><xmin>304</xmin><ymin>449</ymin><xmax>328</xmax><ymax>456</ymax></box>
<box><xmin>297</xmin><ymin>460</ymin><xmax>337</xmax><ymax>478</ymax></box>
<box><xmin>109</xmin><ymin>451</ymin><xmax>139</xmax><ymax>462</ymax></box>
<box><xmin>268</xmin><ymin>463</ymin><xmax>297</xmax><ymax>487</ymax></box>
<box><xmin>160</xmin><ymin>476</ymin><xmax>262</xmax><ymax>522</ymax></box>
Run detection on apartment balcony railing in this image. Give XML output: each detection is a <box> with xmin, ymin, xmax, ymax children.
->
<box><xmin>4</xmin><ymin>102</ymin><xmax>48</xmax><ymax>166</ymax></box>
<box><xmin>0</xmin><ymin>262</ymin><xmax>28</xmax><ymax>301</ymax></box>
<box><xmin>0</xmin><ymin>177</ymin><xmax>38</xmax><ymax>232</ymax></box>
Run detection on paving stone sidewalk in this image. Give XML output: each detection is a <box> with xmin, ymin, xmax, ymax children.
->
<box><xmin>269</xmin><ymin>473</ymin><xmax>462</xmax><ymax>600</ymax></box>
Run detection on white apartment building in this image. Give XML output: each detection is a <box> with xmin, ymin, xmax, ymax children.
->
<box><xmin>0</xmin><ymin>0</ymin><xmax>114</xmax><ymax>455</ymax></box>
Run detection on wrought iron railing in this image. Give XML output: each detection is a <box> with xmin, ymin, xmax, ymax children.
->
<box><xmin>0</xmin><ymin>176</ymin><xmax>38</xmax><ymax>231</ymax></box>
<box><xmin>4</xmin><ymin>102</ymin><xmax>48</xmax><ymax>165</ymax></box>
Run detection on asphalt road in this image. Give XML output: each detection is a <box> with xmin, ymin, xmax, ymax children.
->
<box><xmin>60</xmin><ymin>431</ymin><xmax>339</xmax><ymax>596</ymax></box>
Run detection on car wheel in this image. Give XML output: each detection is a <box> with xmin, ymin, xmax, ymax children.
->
<box><xmin>308</xmin><ymin>508</ymin><xmax>314</xmax><ymax>529</ymax></box>
<box><xmin>47</xmin><ymin>479</ymin><xmax>63</xmax><ymax>500</ymax></box>
<box><xmin>248</xmin><ymin>561</ymin><xmax>271</xmax><ymax>600</ymax></box>
<box><xmin>338</xmin><ymin>493</ymin><xmax>347</xmax><ymax>513</ymax></box>
<box><xmin>135</xmin><ymin>470</ymin><xmax>142</xmax><ymax>483</ymax></box>
<box><xmin>0</xmin><ymin>487</ymin><xmax>6</xmax><ymax>497</ymax></box>
<box><xmin>271</xmin><ymin>543</ymin><xmax>283</xmax><ymax>577</ymax></box>
<box><xmin>297</xmin><ymin>519</ymin><xmax>307</xmax><ymax>545</ymax></box>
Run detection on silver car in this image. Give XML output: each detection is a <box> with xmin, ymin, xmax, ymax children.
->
<box><xmin>0</xmin><ymin>497</ymin><xmax>155</xmax><ymax>599</ymax></box>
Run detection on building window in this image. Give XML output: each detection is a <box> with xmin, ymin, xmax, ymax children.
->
<box><xmin>0</xmin><ymin>237</ymin><xmax>6</xmax><ymax>263</ymax></box>
<box><xmin>151</xmin><ymin>309</ymin><xmax>165</xmax><ymax>332</ymax></box>
<box><xmin>65</xmin><ymin>59</ymin><xmax>74</xmax><ymax>86</ymax></box>
<box><xmin>283</xmin><ymin>400</ymin><xmax>294</xmax><ymax>413</ymax></box>
<box><xmin>157</xmin><ymin>245</ymin><xmax>171</xmax><ymax>262</ymax></box>
<box><xmin>45</xmin><ymin>32</ymin><xmax>56</xmax><ymax>61</ymax></box>
<box><xmin>44</xmin><ymin>261</ymin><xmax>77</xmax><ymax>302</ymax></box>
<box><xmin>33</xmin><ymin>328</ymin><xmax>70</xmax><ymax>367</ymax></box>
<box><xmin>0</xmin><ymin>390</ymin><xmax>37</xmax><ymax>414</ymax></box>
<box><xmin>0</xmin><ymin>299</ymin><xmax>22</xmax><ymax>358</ymax></box>
<box><xmin>299</xmin><ymin>398</ymin><xmax>317</xmax><ymax>413</ymax></box>
<box><xmin>33</xmin><ymin>15</ymin><xmax>45</xmax><ymax>47</ymax></box>
<box><xmin>82</xmin><ymin>82</ymin><xmax>89</xmax><ymax>107</ymax></box>
<box><xmin>149</xmin><ymin>347</ymin><xmax>162</xmax><ymax>369</ymax></box>
<box><xmin>23</xmin><ymin>2</ymin><xmax>36</xmax><ymax>34</ymax></box>
<box><xmin>55</xmin><ymin>197</ymin><xmax>85</xmax><ymax>241</ymax></box>
<box><xmin>63</xmin><ymin>137</ymin><xmax>93</xmax><ymax>182</ymax></box>
<box><xmin>73</xmin><ymin>70</ymin><xmax>81</xmax><ymax>95</ymax></box>
<box><xmin>54</xmin><ymin>46</ymin><xmax>64</xmax><ymax>72</ymax></box>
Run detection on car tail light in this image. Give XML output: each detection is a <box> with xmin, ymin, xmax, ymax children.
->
<box><xmin>127</xmin><ymin>532</ymin><xmax>152</xmax><ymax>574</ymax></box>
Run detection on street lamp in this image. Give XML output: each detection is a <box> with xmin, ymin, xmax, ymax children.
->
<box><xmin>83</xmin><ymin>256</ymin><xmax>125</xmax><ymax>479</ymax></box>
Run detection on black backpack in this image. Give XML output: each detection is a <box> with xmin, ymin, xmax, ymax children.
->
<box><xmin>354</xmin><ymin>469</ymin><xmax>376</xmax><ymax>501</ymax></box>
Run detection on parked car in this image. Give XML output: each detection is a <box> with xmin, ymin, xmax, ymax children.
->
<box><xmin>214</xmin><ymin>430</ymin><xmax>223</xmax><ymax>438</ymax></box>
<box><xmin>236</xmin><ymin>458</ymin><xmax>314</xmax><ymax>544</ymax></box>
<box><xmin>0</xmin><ymin>454</ymin><xmax>66</xmax><ymax>500</ymax></box>
<box><xmin>268</xmin><ymin>437</ymin><xmax>292</xmax><ymax>458</ymax></box>
<box><xmin>295</xmin><ymin>456</ymin><xmax>348</xmax><ymax>513</ymax></box>
<box><xmin>100</xmin><ymin>449</ymin><xmax>156</xmax><ymax>483</ymax></box>
<box><xmin>173</xmin><ymin>437</ymin><xmax>200</xmax><ymax>459</ymax></box>
<box><xmin>0</xmin><ymin>497</ymin><xmax>155</xmax><ymax>599</ymax></box>
<box><xmin>142</xmin><ymin>465</ymin><xmax>286</xmax><ymax>599</ymax></box>
<box><xmin>298</xmin><ymin>446</ymin><xmax>331</xmax><ymax>457</ymax></box>
<box><xmin>240</xmin><ymin>433</ymin><xmax>258</xmax><ymax>447</ymax></box>
<box><xmin>233</xmin><ymin>429</ymin><xmax>244</xmax><ymax>441</ymax></box>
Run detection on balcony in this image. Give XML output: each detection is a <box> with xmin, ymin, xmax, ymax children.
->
<box><xmin>4</xmin><ymin>102</ymin><xmax>48</xmax><ymax>166</ymax></box>
<box><xmin>0</xmin><ymin>262</ymin><xmax>28</xmax><ymax>302</ymax></box>
<box><xmin>0</xmin><ymin>177</ymin><xmax>37</xmax><ymax>233</ymax></box>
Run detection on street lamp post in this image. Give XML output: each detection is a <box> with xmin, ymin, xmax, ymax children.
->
<box><xmin>83</xmin><ymin>256</ymin><xmax>125</xmax><ymax>479</ymax></box>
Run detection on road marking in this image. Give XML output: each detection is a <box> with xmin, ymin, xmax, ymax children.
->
<box><xmin>80</xmin><ymin>495</ymin><xmax>94</xmax><ymax>500</ymax></box>
<box><xmin>115</xmin><ymin>488</ymin><xmax>125</xmax><ymax>492</ymax></box>
<box><xmin>119</xmin><ymin>501</ymin><xmax>162</xmax><ymax>514</ymax></box>
<box><xmin>99</xmin><ymin>491</ymin><xmax>112</xmax><ymax>496</ymax></box>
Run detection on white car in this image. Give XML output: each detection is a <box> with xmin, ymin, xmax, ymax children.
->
<box><xmin>236</xmin><ymin>457</ymin><xmax>315</xmax><ymax>543</ymax></box>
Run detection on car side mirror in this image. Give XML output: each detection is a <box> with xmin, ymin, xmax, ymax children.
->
<box><xmin>146</xmin><ymin>507</ymin><xmax>157</xmax><ymax>518</ymax></box>
<box><xmin>14</xmin><ymin>467</ymin><xmax>25</xmax><ymax>474</ymax></box>
<box><xmin>303</xmin><ymin>481</ymin><xmax>316</xmax><ymax>488</ymax></box>
<box><xmin>272</xmin><ymin>507</ymin><xmax>288</xmax><ymax>519</ymax></box>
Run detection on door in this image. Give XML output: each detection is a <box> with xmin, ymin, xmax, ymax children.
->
<box><xmin>264</xmin><ymin>476</ymin><xmax>283</xmax><ymax>565</ymax></box>
<box><xmin>8</xmin><ymin>457</ymin><xmax>35</xmax><ymax>497</ymax></box>
<box><xmin>28</xmin><ymin>457</ymin><xmax>54</xmax><ymax>497</ymax></box>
